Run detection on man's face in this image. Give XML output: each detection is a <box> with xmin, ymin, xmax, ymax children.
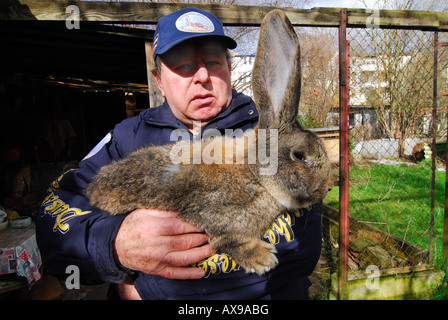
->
<box><xmin>154</xmin><ymin>40</ymin><xmax>233</xmax><ymax>130</ymax></box>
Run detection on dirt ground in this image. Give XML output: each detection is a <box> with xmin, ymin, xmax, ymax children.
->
<box><xmin>60</xmin><ymin>282</ymin><xmax>110</xmax><ymax>300</ymax></box>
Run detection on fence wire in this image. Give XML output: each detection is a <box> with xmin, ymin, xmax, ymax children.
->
<box><xmin>322</xmin><ymin>27</ymin><xmax>448</xmax><ymax>275</ymax></box>
<box><xmin>232</xmin><ymin>22</ymin><xmax>448</xmax><ymax>293</ymax></box>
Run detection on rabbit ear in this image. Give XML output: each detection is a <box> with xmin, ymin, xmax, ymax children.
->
<box><xmin>252</xmin><ymin>10</ymin><xmax>301</xmax><ymax>131</ymax></box>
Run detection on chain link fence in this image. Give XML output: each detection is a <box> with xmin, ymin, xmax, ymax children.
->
<box><xmin>319</xmin><ymin>25</ymin><xmax>448</xmax><ymax>295</ymax></box>
<box><xmin>226</xmin><ymin>13</ymin><xmax>448</xmax><ymax>298</ymax></box>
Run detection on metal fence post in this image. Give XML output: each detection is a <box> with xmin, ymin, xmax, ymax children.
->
<box><xmin>430</xmin><ymin>31</ymin><xmax>439</xmax><ymax>263</ymax></box>
<box><xmin>435</xmin><ymin>39</ymin><xmax>448</xmax><ymax>266</ymax></box>
<box><xmin>445</xmin><ymin>96</ymin><xmax>448</xmax><ymax>266</ymax></box>
<box><xmin>338</xmin><ymin>8</ymin><xmax>350</xmax><ymax>300</ymax></box>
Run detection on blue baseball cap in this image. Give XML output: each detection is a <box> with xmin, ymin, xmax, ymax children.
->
<box><xmin>153</xmin><ymin>7</ymin><xmax>237</xmax><ymax>59</ymax></box>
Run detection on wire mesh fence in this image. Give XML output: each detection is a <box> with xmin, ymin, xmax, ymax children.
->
<box><xmin>322</xmin><ymin>26</ymin><xmax>448</xmax><ymax>278</ymax></box>
<box><xmin>225</xmin><ymin>11</ymin><xmax>448</xmax><ymax>297</ymax></box>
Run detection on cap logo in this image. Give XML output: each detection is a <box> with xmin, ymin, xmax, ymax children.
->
<box><xmin>175</xmin><ymin>12</ymin><xmax>215</xmax><ymax>33</ymax></box>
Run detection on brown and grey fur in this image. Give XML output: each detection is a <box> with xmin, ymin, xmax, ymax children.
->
<box><xmin>86</xmin><ymin>10</ymin><xmax>332</xmax><ymax>275</ymax></box>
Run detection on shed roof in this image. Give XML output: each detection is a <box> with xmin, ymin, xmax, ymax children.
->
<box><xmin>0</xmin><ymin>20</ymin><xmax>154</xmax><ymax>92</ymax></box>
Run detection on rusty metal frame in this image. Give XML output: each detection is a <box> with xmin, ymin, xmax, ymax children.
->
<box><xmin>430</xmin><ymin>32</ymin><xmax>439</xmax><ymax>262</ymax></box>
<box><xmin>337</xmin><ymin>8</ymin><xmax>350</xmax><ymax>300</ymax></box>
<box><xmin>436</xmin><ymin>36</ymin><xmax>448</xmax><ymax>266</ymax></box>
<box><xmin>336</xmin><ymin>26</ymin><xmax>448</xmax><ymax>298</ymax></box>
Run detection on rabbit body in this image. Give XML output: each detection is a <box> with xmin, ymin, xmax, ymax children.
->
<box><xmin>86</xmin><ymin>10</ymin><xmax>332</xmax><ymax>275</ymax></box>
<box><xmin>88</xmin><ymin>132</ymin><xmax>286</xmax><ymax>274</ymax></box>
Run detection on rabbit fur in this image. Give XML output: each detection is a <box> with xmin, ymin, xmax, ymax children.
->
<box><xmin>86</xmin><ymin>9</ymin><xmax>332</xmax><ymax>275</ymax></box>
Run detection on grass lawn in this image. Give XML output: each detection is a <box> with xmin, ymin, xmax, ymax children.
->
<box><xmin>324</xmin><ymin>160</ymin><xmax>446</xmax><ymax>266</ymax></box>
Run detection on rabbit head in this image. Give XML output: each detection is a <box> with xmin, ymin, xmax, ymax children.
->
<box><xmin>252</xmin><ymin>10</ymin><xmax>332</xmax><ymax>209</ymax></box>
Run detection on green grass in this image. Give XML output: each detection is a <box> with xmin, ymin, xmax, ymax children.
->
<box><xmin>324</xmin><ymin>161</ymin><xmax>446</xmax><ymax>266</ymax></box>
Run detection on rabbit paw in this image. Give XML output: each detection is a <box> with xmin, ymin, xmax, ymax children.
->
<box><xmin>238</xmin><ymin>240</ymin><xmax>279</xmax><ymax>275</ymax></box>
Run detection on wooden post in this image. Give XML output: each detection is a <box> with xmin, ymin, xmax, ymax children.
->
<box><xmin>144</xmin><ymin>41</ymin><xmax>164</xmax><ymax>108</ymax></box>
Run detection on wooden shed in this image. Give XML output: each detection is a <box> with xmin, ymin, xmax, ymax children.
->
<box><xmin>0</xmin><ymin>6</ymin><xmax>158</xmax><ymax>209</ymax></box>
<box><xmin>310</xmin><ymin>127</ymin><xmax>339</xmax><ymax>164</ymax></box>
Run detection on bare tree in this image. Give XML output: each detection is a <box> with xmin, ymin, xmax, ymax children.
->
<box><xmin>299</xmin><ymin>27</ymin><xmax>339</xmax><ymax>128</ymax></box>
<box><xmin>357</xmin><ymin>0</ymin><xmax>448</xmax><ymax>11</ymax></box>
<box><xmin>354</xmin><ymin>0</ymin><xmax>448</xmax><ymax>157</ymax></box>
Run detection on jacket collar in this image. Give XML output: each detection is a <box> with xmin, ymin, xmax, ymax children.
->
<box><xmin>142</xmin><ymin>89</ymin><xmax>258</xmax><ymax>131</ymax></box>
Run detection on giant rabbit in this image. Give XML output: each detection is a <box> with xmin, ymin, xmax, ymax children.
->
<box><xmin>86</xmin><ymin>10</ymin><xmax>332</xmax><ymax>275</ymax></box>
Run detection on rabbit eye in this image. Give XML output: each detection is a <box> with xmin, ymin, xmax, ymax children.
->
<box><xmin>291</xmin><ymin>150</ymin><xmax>306</xmax><ymax>162</ymax></box>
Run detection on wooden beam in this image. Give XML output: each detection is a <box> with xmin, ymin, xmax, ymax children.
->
<box><xmin>345</xmin><ymin>7</ymin><xmax>448</xmax><ymax>30</ymax></box>
<box><xmin>2</xmin><ymin>1</ymin><xmax>448</xmax><ymax>31</ymax></box>
<box><xmin>144</xmin><ymin>42</ymin><xmax>164</xmax><ymax>108</ymax></box>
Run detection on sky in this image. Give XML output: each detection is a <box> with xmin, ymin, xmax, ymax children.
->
<box><xmin>306</xmin><ymin>0</ymin><xmax>377</xmax><ymax>9</ymax></box>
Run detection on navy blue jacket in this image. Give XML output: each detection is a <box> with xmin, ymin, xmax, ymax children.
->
<box><xmin>35</xmin><ymin>90</ymin><xmax>322</xmax><ymax>299</ymax></box>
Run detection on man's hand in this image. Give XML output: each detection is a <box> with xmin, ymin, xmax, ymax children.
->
<box><xmin>113</xmin><ymin>208</ymin><xmax>213</xmax><ymax>280</ymax></box>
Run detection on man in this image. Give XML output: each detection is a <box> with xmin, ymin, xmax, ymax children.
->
<box><xmin>36</xmin><ymin>7</ymin><xmax>322</xmax><ymax>299</ymax></box>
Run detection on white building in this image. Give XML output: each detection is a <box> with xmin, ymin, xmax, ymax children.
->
<box><xmin>231</xmin><ymin>54</ymin><xmax>255</xmax><ymax>97</ymax></box>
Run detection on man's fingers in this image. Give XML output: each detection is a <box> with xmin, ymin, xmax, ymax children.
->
<box><xmin>164</xmin><ymin>243</ymin><xmax>215</xmax><ymax>267</ymax></box>
<box><xmin>133</xmin><ymin>208</ymin><xmax>205</xmax><ymax>235</ymax></box>
<box><xmin>115</xmin><ymin>208</ymin><xmax>214</xmax><ymax>279</ymax></box>
<box><xmin>157</xmin><ymin>216</ymin><xmax>204</xmax><ymax>235</ymax></box>
<box><xmin>149</xmin><ymin>244</ymin><xmax>214</xmax><ymax>280</ymax></box>
<box><xmin>159</xmin><ymin>266</ymin><xmax>206</xmax><ymax>280</ymax></box>
<box><xmin>165</xmin><ymin>232</ymin><xmax>209</xmax><ymax>251</ymax></box>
